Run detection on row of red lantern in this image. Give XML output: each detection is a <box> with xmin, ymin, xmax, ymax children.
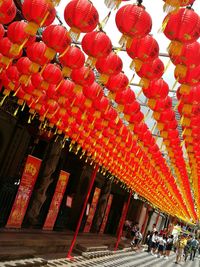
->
<box><xmin>0</xmin><ymin>39</ymin><xmax>184</xmax><ymax>218</ymax></box>
<box><xmin>0</xmin><ymin>0</ymin><xmax>192</xmax><ymax>220</ymax></box>
<box><xmin>114</xmin><ymin>2</ymin><xmax>196</xmax><ymax>220</ymax></box>
<box><xmin>177</xmin><ymin>85</ymin><xmax>200</xmax><ymax>218</ymax></box>
<box><xmin>163</xmin><ymin>6</ymin><xmax>200</xmax><ymax>220</ymax></box>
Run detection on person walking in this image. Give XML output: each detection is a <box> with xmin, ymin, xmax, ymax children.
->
<box><xmin>174</xmin><ymin>235</ymin><xmax>187</xmax><ymax>264</ymax></box>
<box><xmin>164</xmin><ymin>235</ymin><xmax>174</xmax><ymax>259</ymax></box>
<box><xmin>157</xmin><ymin>234</ymin><xmax>166</xmax><ymax>258</ymax></box>
<box><xmin>189</xmin><ymin>236</ymin><xmax>199</xmax><ymax>261</ymax></box>
<box><xmin>150</xmin><ymin>231</ymin><xmax>159</xmax><ymax>255</ymax></box>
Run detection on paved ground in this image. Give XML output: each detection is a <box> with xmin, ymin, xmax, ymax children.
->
<box><xmin>47</xmin><ymin>250</ymin><xmax>200</xmax><ymax>267</ymax></box>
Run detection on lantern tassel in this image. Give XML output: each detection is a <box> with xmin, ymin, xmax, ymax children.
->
<box><xmin>14</xmin><ymin>106</ymin><xmax>20</xmax><ymax>117</ymax></box>
<box><xmin>98</xmin><ymin>11</ymin><xmax>111</xmax><ymax>30</ymax></box>
<box><xmin>0</xmin><ymin>95</ymin><xmax>8</xmax><ymax>106</ymax></box>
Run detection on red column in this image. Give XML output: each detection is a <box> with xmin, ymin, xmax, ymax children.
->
<box><xmin>67</xmin><ymin>165</ymin><xmax>99</xmax><ymax>258</ymax></box>
<box><xmin>114</xmin><ymin>191</ymin><xmax>132</xmax><ymax>251</ymax></box>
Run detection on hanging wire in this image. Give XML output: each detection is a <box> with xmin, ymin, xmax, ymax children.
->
<box><xmin>137</xmin><ymin>0</ymin><xmax>143</xmax><ymax>5</ymax></box>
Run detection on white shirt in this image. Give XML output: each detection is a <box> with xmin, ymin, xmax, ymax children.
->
<box><xmin>152</xmin><ymin>234</ymin><xmax>158</xmax><ymax>243</ymax></box>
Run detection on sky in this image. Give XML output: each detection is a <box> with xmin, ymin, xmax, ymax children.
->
<box><xmin>55</xmin><ymin>0</ymin><xmax>200</xmax><ymax>152</ymax></box>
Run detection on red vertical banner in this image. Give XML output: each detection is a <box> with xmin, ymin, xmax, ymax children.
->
<box><xmin>43</xmin><ymin>170</ymin><xmax>70</xmax><ymax>230</ymax></box>
<box><xmin>99</xmin><ymin>194</ymin><xmax>113</xmax><ymax>234</ymax></box>
<box><xmin>83</xmin><ymin>187</ymin><xmax>101</xmax><ymax>233</ymax></box>
<box><xmin>117</xmin><ymin>201</ymin><xmax>127</xmax><ymax>235</ymax></box>
<box><xmin>6</xmin><ymin>155</ymin><xmax>42</xmax><ymax>228</ymax></box>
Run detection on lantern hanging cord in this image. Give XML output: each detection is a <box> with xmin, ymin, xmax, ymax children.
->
<box><xmin>137</xmin><ymin>0</ymin><xmax>143</xmax><ymax>5</ymax></box>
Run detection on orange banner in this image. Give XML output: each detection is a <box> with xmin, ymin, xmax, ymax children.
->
<box><xmin>99</xmin><ymin>194</ymin><xmax>113</xmax><ymax>234</ymax></box>
<box><xmin>6</xmin><ymin>155</ymin><xmax>42</xmax><ymax>228</ymax></box>
<box><xmin>83</xmin><ymin>187</ymin><xmax>101</xmax><ymax>233</ymax></box>
<box><xmin>43</xmin><ymin>170</ymin><xmax>70</xmax><ymax>230</ymax></box>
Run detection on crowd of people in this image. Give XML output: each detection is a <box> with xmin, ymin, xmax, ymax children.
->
<box><xmin>122</xmin><ymin>221</ymin><xmax>200</xmax><ymax>264</ymax></box>
<box><xmin>146</xmin><ymin>224</ymin><xmax>200</xmax><ymax>264</ymax></box>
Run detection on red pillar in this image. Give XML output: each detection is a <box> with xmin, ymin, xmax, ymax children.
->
<box><xmin>67</xmin><ymin>165</ymin><xmax>99</xmax><ymax>258</ymax></box>
<box><xmin>114</xmin><ymin>191</ymin><xmax>132</xmax><ymax>251</ymax></box>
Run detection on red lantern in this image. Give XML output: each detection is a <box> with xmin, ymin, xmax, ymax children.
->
<box><xmin>169</xmin><ymin>41</ymin><xmax>200</xmax><ymax>70</ymax></box>
<box><xmin>59</xmin><ymin>46</ymin><xmax>85</xmax><ymax>77</ymax></box>
<box><xmin>83</xmin><ymin>82</ymin><xmax>103</xmax><ymax>101</ymax></box>
<box><xmin>163</xmin><ymin>8</ymin><xmax>200</xmax><ymax>55</ymax></box>
<box><xmin>82</xmin><ymin>31</ymin><xmax>112</xmax><ymax>66</ymax></box>
<box><xmin>42</xmin><ymin>64</ymin><xmax>62</xmax><ymax>85</ymax></box>
<box><xmin>93</xmin><ymin>96</ymin><xmax>109</xmax><ymax>112</ymax></box>
<box><xmin>64</xmin><ymin>0</ymin><xmax>99</xmax><ymax>40</ymax></box>
<box><xmin>0</xmin><ymin>37</ymin><xmax>22</xmax><ymax>59</ymax></box>
<box><xmin>123</xmin><ymin>101</ymin><xmax>140</xmax><ymax>120</ymax></box>
<box><xmin>148</xmin><ymin>96</ymin><xmax>172</xmax><ymax>112</ymax></box>
<box><xmin>115</xmin><ymin>4</ymin><xmax>152</xmax><ymax>45</ymax></box>
<box><xmin>115</xmin><ymin>87</ymin><xmax>136</xmax><ymax>110</ymax></box>
<box><xmin>57</xmin><ymin>79</ymin><xmax>76</xmax><ymax>104</ymax></box>
<box><xmin>42</xmin><ymin>25</ymin><xmax>71</xmax><ymax>59</ymax></box>
<box><xmin>71</xmin><ymin>66</ymin><xmax>95</xmax><ymax>91</ymax></box>
<box><xmin>16</xmin><ymin>57</ymin><xmax>39</xmax><ymax>76</ymax></box>
<box><xmin>128</xmin><ymin>111</ymin><xmax>144</xmax><ymax>125</ymax></box>
<box><xmin>137</xmin><ymin>58</ymin><xmax>164</xmax><ymax>88</ymax></box>
<box><xmin>105</xmin><ymin>72</ymin><xmax>129</xmax><ymax>95</ymax></box>
<box><xmin>26</xmin><ymin>42</ymin><xmax>50</xmax><ymax>66</ymax></box>
<box><xmin>126</xmin><ymin>34</ymin><xmax>159</xmax><ymax>71</ymax></box>
<box><xmin>95</xmin><ymin>52</ymin><xmax>123</xmax><ymax>84</ymax></box>
<box><xmin>22</xmin><ymin>0</ymin><xmax>56</xmax><ymax>35</ymax></box>
<box><xmin>143</xmin><ymin>79</ymin><xmax>169</xmax><ymax>99</ymax></box>
<box><xmin>174</xmin><ymin>64</ymin><xmax>200</xmax><ymax>93</ymax></box>
<box><xmin>0</xmin><ymin>0</ymin><xmax>16</xmax><ymax>24</ymax></box>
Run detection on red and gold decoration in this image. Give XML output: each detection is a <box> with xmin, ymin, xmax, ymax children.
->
<box><xmin>1</xmin><ymin>0</ymin><xmax>200</xmax><ymax>224</ymax></box>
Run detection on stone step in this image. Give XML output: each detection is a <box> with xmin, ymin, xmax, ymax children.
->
<box><xmin>0</xmin><ymin>258</ymin><xmax>47</xmax><ymax>267</ymax></box>
<box><xmin>75</xmin><ymin>244</ymin><xmax>108</xmax><ymax>252</ymax></box>
<box><xmin>0</xmin><ymin>247</ymin><xmax>36</xmax><ymax>262</ymax></box>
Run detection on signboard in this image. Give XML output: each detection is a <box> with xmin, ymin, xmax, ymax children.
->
<box><xmin>99</xmin><ymin>194</ymin><xmax>113</xmax><ymax>234</ymax></box>
<box><xmin>43</xmin><ymin>170</ymin><xmax>70</xmax><ymax>230</ymax></box>
<box><xmin>83</xmin><ymin>187</ymin><xmax>101</xmax><ymax>233</ymax></box>
<box><xmin>6</xmin><ymin>155</ymin><xmax>42</xmax><ymax>228</ymax></box>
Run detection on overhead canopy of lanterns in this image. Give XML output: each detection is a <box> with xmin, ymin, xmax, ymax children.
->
<box><xmin>0</xmin><ymin>0</ymin><xmax>200</xmax><ymax>224</ymax></box>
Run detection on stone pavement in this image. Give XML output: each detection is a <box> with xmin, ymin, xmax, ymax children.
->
<box><xmin>47</xmin><ymin>249</ymin><xmax>200</xmax><ymax>267</ymax></box>
<box><xmin>1</xmin><ymin>249</ymin><xmax>198</xmax><ymax>267</ymax></box>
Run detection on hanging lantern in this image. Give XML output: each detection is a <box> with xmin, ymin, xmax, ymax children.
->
<box><xmin>83</xmin><ymin>82</ymin><xmax>103</xmax><ymax>101</ymax></box>
<box><xmin>7</xmin><ymin>21</ymin><xmax>36</xmax><ymax>56</ymax></box>
<box><xmin>143</xmin><ymin>78</ymin><xmax>169</xmax><ymax>99</ymax></box>
<box><xmin>123</xmin><ymin>101</ymin><xmax>140</xmax><ymax>121</ymax></box>
<box><xmin>174</xmin><ymin>64</ymin><xmax>200</xmax><ymax>93</ymax></box>
<box><xmin>163</xmin><ymin>0</ymin><xmax>195</xmax><ymax>13</ymax></box>
<box><xmin>148</xmin><ymin>96</ymin><xmax>172</xmax><ymax>112</ymax></box>
<box><xmin>41</xmin><ymin>64</ymin><xmax>62</xmax><ymax>89</ymax></box>
<box><xmin>59</xmin><ymin>46</ymin><xmax>85</xmax><ymax>77</ymax></box>
<box><xmin>71</xmin><ymin>66</ymin><xmax>95</xmax><ymax>93</ymax></box>
<box><xmin>115</xmin><ymin>87</ymin><xmax>136</xmax><ymax>112</ymax></box>
<box><xmin>42</xmin><ymin>25</ymin><xmax>71</xmax><ymax>60</ymax></box>
<box><xmin>115</xmin><ymin>4</ymin><xmax>152</xmax><ymax>46</ymax></box>
<box><xmin>169</xmin><ymin>41</ymin><xmax>200</xmax><ymax>72</ymax></box>
<box><xmin>93</xmin><ymin>96</ymin><xmax>110</xmax><ymax>113</ymax></box>
<box><xmin>26</xmin><ymin>42</ymin><xmax>50</xmax><ymax>66</ymax></box>
<box><xmin>56</xmin><ymin>79</ymin><xmax>76</xmax><ymax>104</ymax></box>
<box><xmin>96</xmin><ymin>52</ymin><xmax>123</xmax><ymax>84</ymax></box>
<box><xmin>64</xmin><ymin>0</ymin><xmax>99</xmax><ymax>40</ymax></box>
<box><xmin>126</xmin><ymin>34</ymin><xmax>159</xmax><ymax>71</ymax></box>
<box><xmin>0</xmin><ymin>37</ymin><xmax>22</xmax><ymax>68</ymax></box>
<box><xmin>22</xmin><ymin>0</ymin><xmax>56</xmax><ymax>35</ymax></box>
<box><xmin>0</xmin><ymin>0</ymin><xmax>16</xmax><ymax>24</ymax></box>
<box><xmin>16</xmin><ymin>57</ymin><xmax>39</xmax><ymax>83</ymax></box>
<box><xmin>105</xmin><ymin>72</ymin><xmax>129</xmax><ymax>98</ymax></box>
<box><xmin>137</xmin><ymin>58</ymin><xmax>164</xmax><ymax>88</ymax></box>
<box><xmin>82</xmin><ymin>31</ymin><xmax>112</xmax><ymax>67</ymax></box>
<box><xmin>163</xmin><ymin>8</ymin><xmax>200</xmax><ymax>55</ymax></box>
